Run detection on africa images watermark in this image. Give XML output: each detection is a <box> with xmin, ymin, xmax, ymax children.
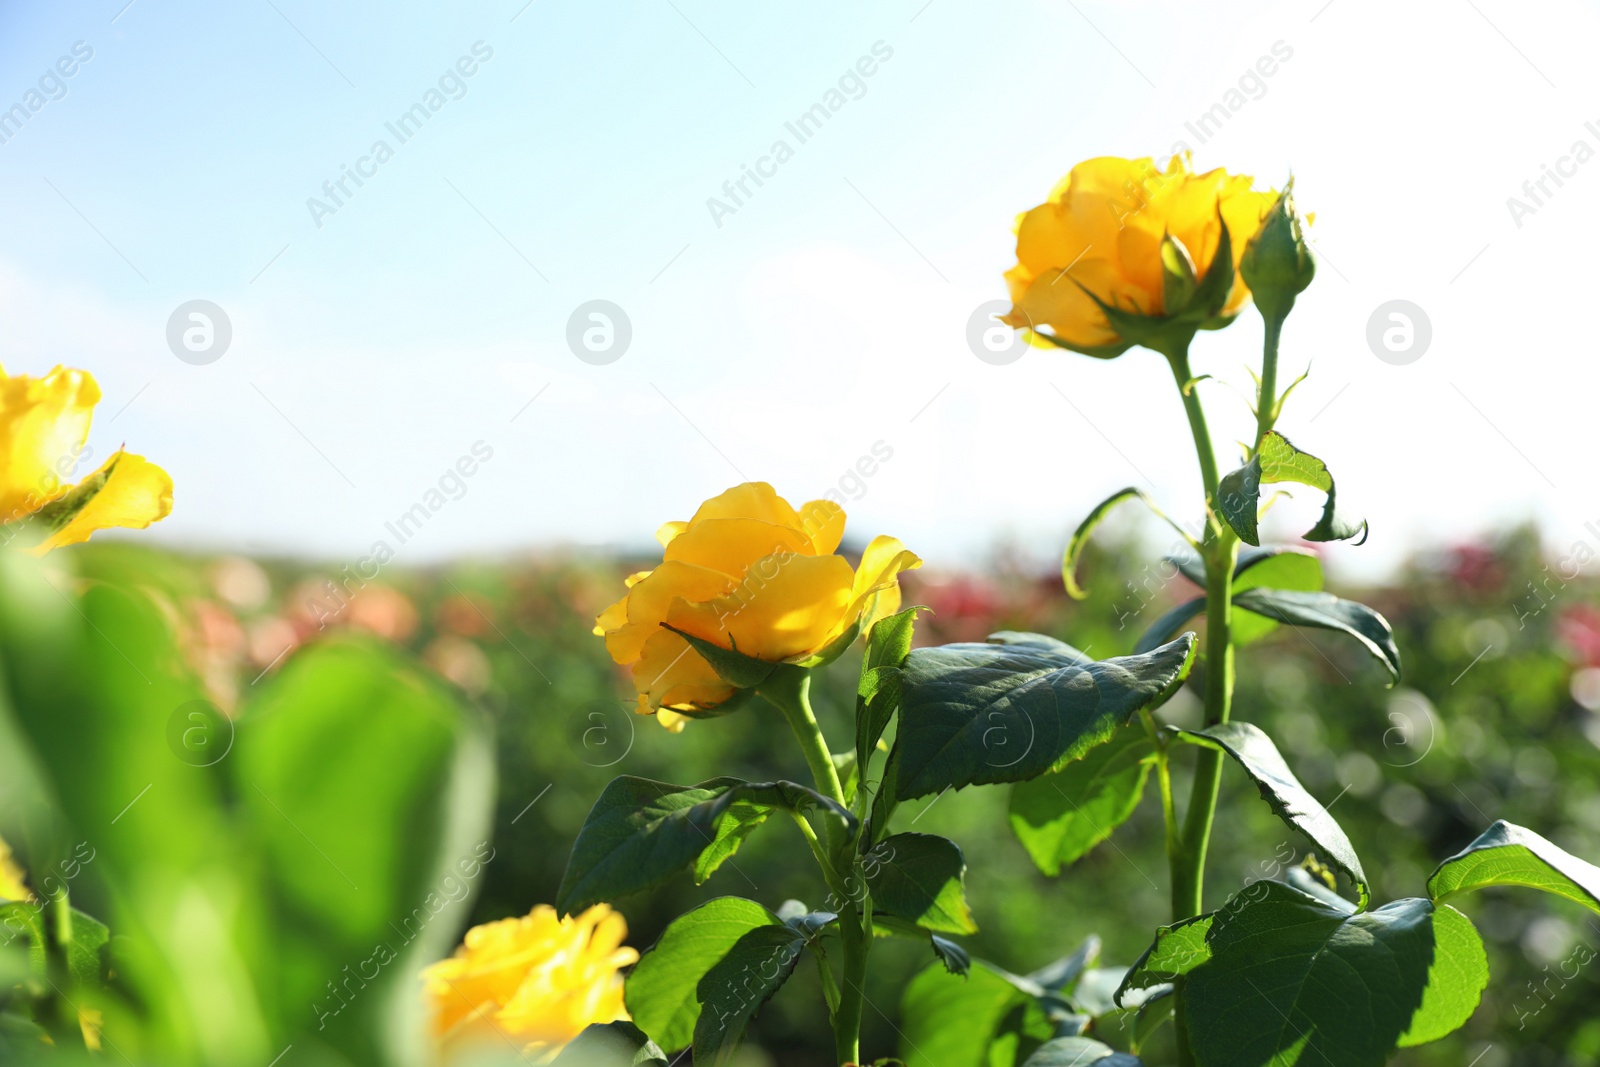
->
<box><xmin>1162</xmin><ymin>40</ymin><xmax>1295</xmax><ymax>160</ymax></box>
<box><xmin>1505</xmin><ymin>119</ymin><xmax>1600</xmax><ymax>229</ymax></box>
<box><xmin>705</xmin><ymin>41</ymin><xmax>895</xmax><ymax>229</ymax></box>
<box><xmin>312</xmin><ymin>840</ymin><xmax>496</xmax><ymax>1030</ymax></box>
<box><xmin>305</xmin><ymin>41</ymin><xmax>496</xmax><ymax>229</ymax></box>
<box><xmin>305</xmin><ymin>440</ymin><xmax>496</xmax><ymax>628</ymax></box>
<box><xmin>0</xmin><ymin>40</ymin><xmax>95</xmax><ymax>148</ymax></box>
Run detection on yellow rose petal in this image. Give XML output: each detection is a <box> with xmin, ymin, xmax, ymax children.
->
<box><xmin>29</xmin><ymin>452</ymin><xmax>173</xmax><ymax>555</ymax></box>
<box><xmin>667</xmin><ymin>552</ymin><xmax>855</xmax><ymax>662</ymax></box>
<box><xmin>664</xmin><ymin>517</ymin><xmax>814</xmax><ymax>579</ymax></box>
<box><xmin>0</xmin><ymin>365</ymin><xmax>100</xmax><ymax>522</ymax></box>
<box><xmin>602</xmin><ymin>561</ymin><xmax>735</xmax><ymax>664</ymax></box>
<box><xmin>632</xmin><ymin>628</ymin><xmax>737</xmax><ymax>712</ymax></box>
<box><xmin>795</xmin><ymin>498</ymin><xmax>846</xmax><ymax>555</ymax></box>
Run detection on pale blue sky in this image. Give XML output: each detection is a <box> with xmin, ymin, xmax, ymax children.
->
<box><xmin>2</xmin><ymin>0</ymin><xmax>1597</xmax><ymax>577</ymax></box>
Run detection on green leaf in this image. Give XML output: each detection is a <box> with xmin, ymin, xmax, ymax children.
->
<box><xmin>550</xmin><ymin>1021</ymin><xmax>670</xmax><ymax>1067</ymax></box>
<box><xmin>1171</xmin><ymin>722</ymin><xmax>1369</xmax><ymax>907</ymax></box>
<box><xmin>1216</xmin><ymin>431</ymin><xmax>1366</xmax><ymax>546</ymax></box>
<box><xmin>900</xmin><ymin>960</ymin><xmax>1033</xmax><ymax>1067</ymax></box>
<box><xmin>865</xmin><ymin>833</ymin><xmax>977</xmax><ymax>934</ymax></box>
<box><xmin>1117</xmin><ymin>914</ymin><xmax>1213</xmax><ymax>1003</ymax></box>
<box><xmin>1231</xmin><ymin>548</ymin><xmax>1324</xmax><ymax>645</ymax></box>
<box><xmin>1063</xmin><ymin>489</ymin><xmax>1185</xmax><ymax>599</ymax></box>
<box><xmin>1399</xmin><ymin>904</ymin><xmax>1487</xmax><ymax>1047</ymax></box>
<box><xmin>1427</xmin><ymin>819</ymin><xmax>1600</xmax><ymax>915</ymax></box>
<box><xmin>1132</xmin><ymin>597</ymin><xmax>1205</xmax><ymax>656</ymax></box>
<box><xmin>1026</xmin><ymin>934</ymin><xmax>1100</xmax><ymax>992</ymax></box>
<box><xmin>558</xmin><ymin>777</ymin><xmax>855</xmax><ymax>914</ymax></box>
<box><xmin>692</xmin><ymin>922</ymin><xmax>805</xmax><ymax>1066</ymax></box>
<box><xmin>0</xmin><ymin>903</ymin><xmax>45</xmax><ymax>976</ymax></box>
<box><xmin>662</xmin><ymin>625</ymin><xmax>776</xmax><ymax>688</ymax></box>
<box><xmin>1023</xmin><ymin>1037</ymin><xmax>1141</xmax><ymax>1067</ymax></box>
<box><xmin>1135</xmin><ymin>548</ymin><xmax>1326</xmax><ymax>653</ymax></box>
<box><xmin>626</xmin><ymin>897</ymin><xmax>784</xmax><ymax>1053</ymax></box>
<box><xmin>1232</xmin><ymin>588</ymin><xmax>1401</xmax><ymax>683</ymax></box>
<box><xmin>238</xmin><ymin>636</ymin><xmax>495</xmax><ymax>1065</ymax></box>
<box><xmin>63</xmin><ymin>908</ymin><xmax>109</xmax><ymax>990</ymax></box>
<box><xmin>931</xmin><ymin>933</ymin><xmax>971</xmax><ymax>977</ymax></box>
<box><xmin>1009</xmin><ymin>732</ymin><xmax>1156</xmax><ymax>875</ymax></box>
<box><xmin>890</xmin><ymin>634</ymin><xmax>1195</xmax><ymax>800</ymax></box>
<box><xmin>1186</xmin><ymin>882</ymin><xmax>1436</xmax><ymax>1067</ymax></box>
<box><xmin>857</xmin><ymin>607</ymin><xmax>925</xmax><ymax>774</ymax></box>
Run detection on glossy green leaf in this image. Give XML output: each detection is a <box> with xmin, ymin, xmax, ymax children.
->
<box><xmin>890</xmin><ymin>634</ymin><xmax>1195</xmax><ymax>800</ymax></box>
<box><xmin>557</xmin><ymin>776</ymin><xmax>855</xmax><ymax>914</ymax></box>
<box><xmin>1023</xmin><ymin>1037</ymin><xmax>1141</xmax><ymax>1067</ymax></box>
<box><xmin>1232</xmin><ymin>588</ymin><xmax>1401</xmax><ymax>683</ymax></box>
<box><xmin>857</xmin><ymin>607</ymin><xmax>924</xmax><ymax>774</ymax></box>
<box><xmin>1009</xmin><ymin>732</ymin><xmax>1156</xmax><ymax>875</ymax></box>
<box><xmin>1171</xmin><ymin>722</ymin><xmax>1369</xmax><ymax>906</ymax></box>
<box><xmin>1427</xmin><ymin>819</ymin><xmax>1600</xmax><ymax>915</ymax></box>
<box><xmin>692</xmin><ymin>922</ymin><xmax>805</xmax><ymax>1066</ymax></box>
<box><xmin>626</xmin><ymin>897</ymin><xmax>783</xmax><ymax>1053</ymax></box>
<box><xmin>865</xmin><ymin>832</ymin><xmax>977</xmax><ymax>934</ymax></box>
<box><xmin>1186</xmin><ymin>882</ymin><xmax>1435</xmax><ymax>1067</ymax></box>
<box><xmin>1117</xmin><ymin>914</ymin><xmax>1213</xmax><ymax>1003</ymax></box>
<box><xmin>1399</xmin><ymin>903</ymin><xmax>1487</xmax><ymax>1047</ymax></box>
<box><xmin>1216</xmin><ymin>431</ymin><xmax>1366</xmax><ymax>546</ymax></box>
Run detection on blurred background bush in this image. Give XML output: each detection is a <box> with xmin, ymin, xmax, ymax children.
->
<box><xmin>3</xmin><ymin>524</ymin><xmax>1599</xmax><ymax>1065</ymax></box>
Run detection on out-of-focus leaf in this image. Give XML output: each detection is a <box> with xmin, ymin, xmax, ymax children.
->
<box><xmin>1009</xmin><ymin>732</ymin><xmax>1156</xmax><ymax>875</ymax></box>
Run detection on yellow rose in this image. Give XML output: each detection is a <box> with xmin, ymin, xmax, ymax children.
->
<box><xmin>1002</xmin><ymin>156</ymin><xmax>1276</xmax><ymax>355</ymax></box>
<box><xmin>593</xmin><ymin>482</ymin><xmax>921</xmax><ymax>731</ymax></box>
<box><xmin>421</xmin><ymin>903</ymin><xmax>637</xmax><ymax>1062</ymax></box>
<box><xmin>0</xmin><ymin>365</ymin><xmax>173</xmax><ymax>553</ymax></box>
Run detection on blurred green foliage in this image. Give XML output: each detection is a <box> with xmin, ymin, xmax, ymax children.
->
<box><xmin>2</xmin><ymin>523</ymin><xmax>1599</xmax><ymax>1065</ymax></box>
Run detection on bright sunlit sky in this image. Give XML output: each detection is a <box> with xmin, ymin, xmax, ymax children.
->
<box><xmin>2</xmin><ymin>0</ymin><xmax>1597</xmax><ymax>578</ymax></box>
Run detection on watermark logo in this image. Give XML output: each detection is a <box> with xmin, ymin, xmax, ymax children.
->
<box><xmin>166</xmin><ymin>699</ymin><xmax>235</xmax><ymax>766</ymax></box>
<box><xmin>967</xmin><ymin>300</ymin><xmax>1027</xmax><ymax>365</ymax></box>
<box><xmin>167</xmin><ymin>300</ymin><xmax>232</xmax><ymax>365</ymax></box>
<box><xmin>1366</xmin><ymin>300</ymin><xmax>1430</xmax><ymax>366</ymax></box>
<box><xmin>566</xmin><ymin>300</ymin><xmax>631</xmax><ymax>365</ymax></box>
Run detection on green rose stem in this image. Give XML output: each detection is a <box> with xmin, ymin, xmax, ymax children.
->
<box><xmin>1163</xmin><ymin>345</ymin><xmax>1238</xmax><ymax>1067</ymax></box>
<box><xmin>760</xmin><ymin>665</ymin><xmax>868</xmax><ymax>1067</ymax></box>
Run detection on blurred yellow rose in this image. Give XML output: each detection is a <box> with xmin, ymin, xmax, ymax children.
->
<box><xmin>1002</xmin><ymin>156</ymin><xmax>1275</xmax><ymax>354</ymax></box>
<box><xmin>593</xmin><ymin>482</ymin><xmax>921</xmax><ymax>731</ymax></box>
<box><xmin>0</xmin><ymin>365</ymin><xmax>173</xmax><ymax>553</ymax></box>
<box><xmin>421</xmin><ymin>903</ymin><xmax>637</xmax><ymax>1062</ymax></box>
<box><xmin>0</xmin><ymin>835</ymin><xmax>30</xmax><ymax>901</ymax></box>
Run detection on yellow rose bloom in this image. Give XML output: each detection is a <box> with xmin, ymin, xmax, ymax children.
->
<box><xmin>0</xmin><ymin>834</ymin><xmax>30</xmax><ymax>902</ymax></box>
<box><xmin>1002</xmin><ymin>156</ymin><xmax>1276</xmax><ymax>353</ymax></box>
<box><xmin>422</xmin><ymin>904</ymin><xmax>637</xmax><ymax>1062</ymax></box>
<box><xmin>0</xmin><ymin>365</ymin><xmax>173</xmax><ymax>553</ymax></box>
<box><xmin>593</xmin><ymin>482</ymin><xmax>921</xmax><ymax>730</ymax></box>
